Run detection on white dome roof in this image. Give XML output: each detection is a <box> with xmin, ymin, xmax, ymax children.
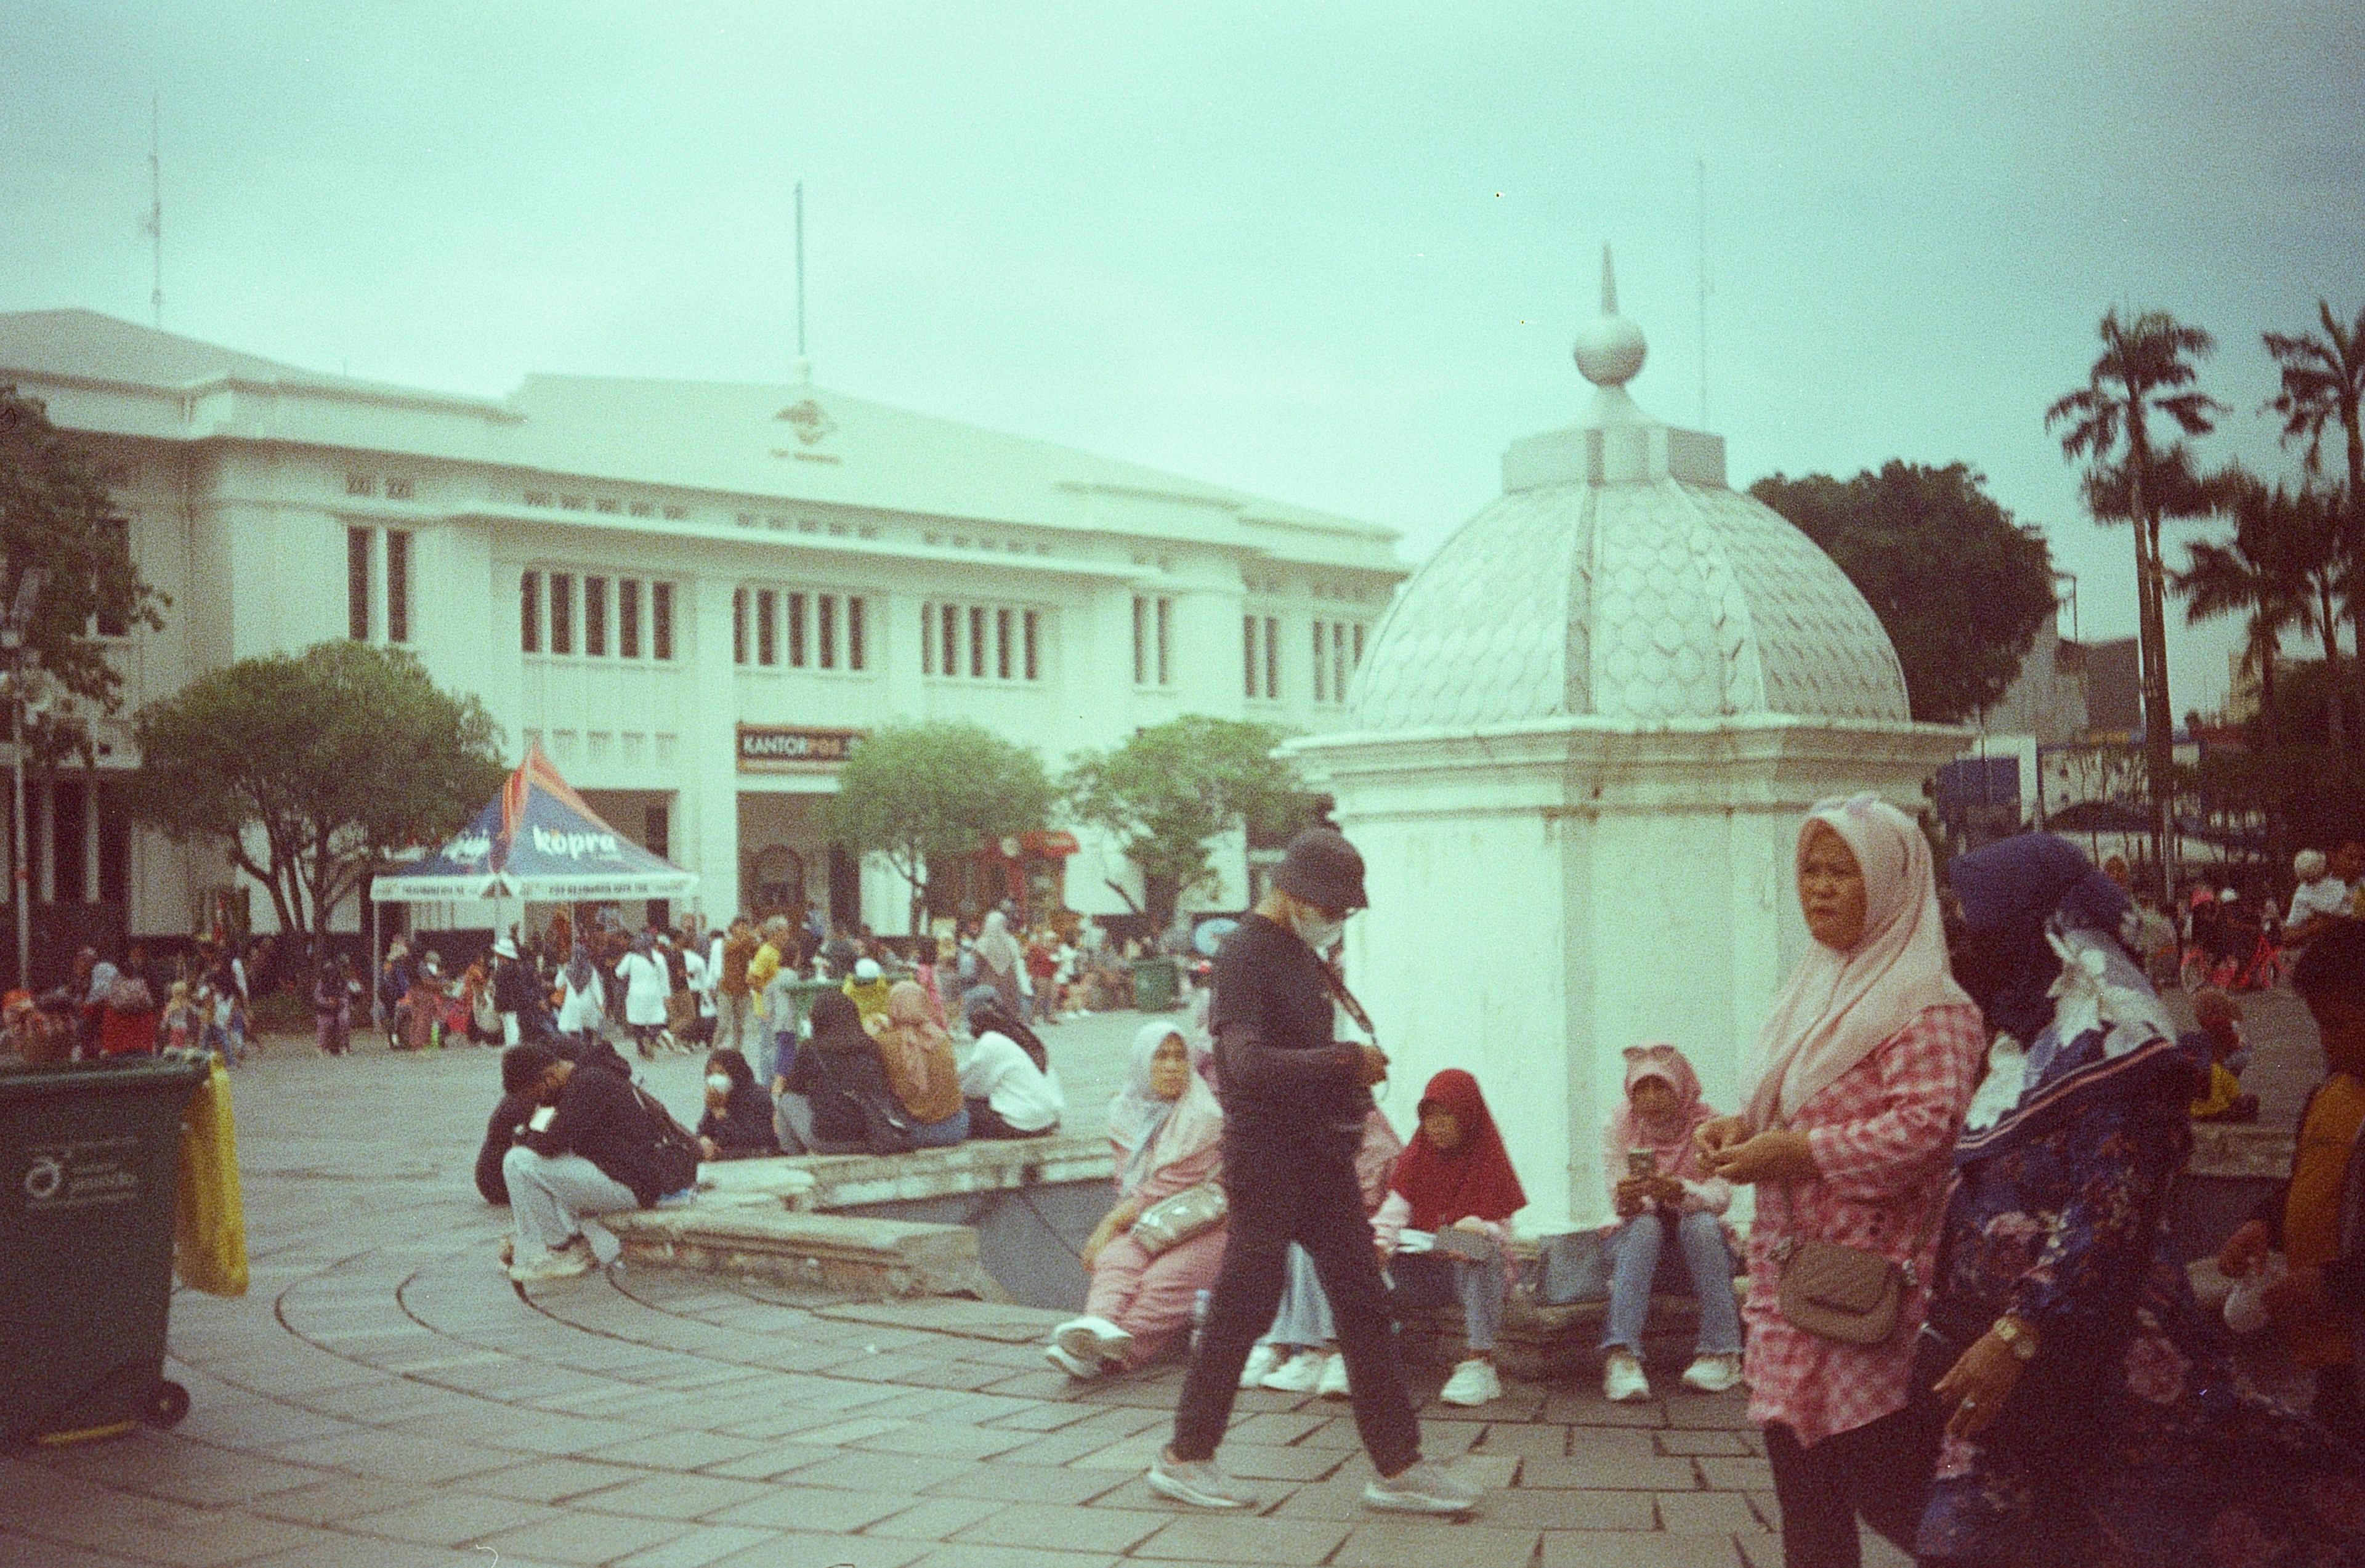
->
<box><xmin>1348</xmin><ymin>251</ymin><xmax>1909</xmax><ymax>732</ymax></box>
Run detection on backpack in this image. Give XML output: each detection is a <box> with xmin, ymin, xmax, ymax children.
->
<box><xmin>628</xmin><ymin>1080</ymin><xmax>702</xmax><ymax>1195</ymax></box>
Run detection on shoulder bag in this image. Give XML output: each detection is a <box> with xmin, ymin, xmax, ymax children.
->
<box><xmin>1130</xmin><ymin>1181</ymin><xmax>1227</xmax><ymax>1256</ymax></box>
<box><xmin>629</xmin><ymin>1081</ymin><xmax>703</xmax><ymax>1196</ymax></box>
<box><xmin>1771</xmin><ymin>1170</ymin><xmax>1947</xmax><ymax>1346</ymax></box>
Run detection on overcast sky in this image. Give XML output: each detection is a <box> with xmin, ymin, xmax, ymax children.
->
<box><xmin>5</xmin><ymin>2</ymin><xmax>2360</xmax><ymax>717</ymax></box>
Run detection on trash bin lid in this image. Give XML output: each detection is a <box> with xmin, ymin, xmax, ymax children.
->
<box><xmin>0</xmin><ymin>1053</ymin><xmax>209</xmax><ymax>1103</ymax></box>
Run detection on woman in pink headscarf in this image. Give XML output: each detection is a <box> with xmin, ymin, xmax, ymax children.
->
<box><xmin>1597</xmin><ymin>1042</ymin><xmax>1742</xmax><ymax>1404</ymax></box>
<box><xmin>1695</xmin><ymin>794</ymin><xmax>1987</xmax><ymax>1568</ymax></box>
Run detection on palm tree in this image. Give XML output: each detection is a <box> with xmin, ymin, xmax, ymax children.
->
<box><xmin>2170</xmin><ymin>473</ymin><xmax>2317</xmax><ymax>735</ymax></box>
<box><xmin>2048</xmin><ymin>310</ymin><xmax>2226</xmax><ymax>897</ymax></box>
<box><xmin>2264</xmin><ymin>300</ymin><xmax>2365</xmax><ymax>742</ymax></box>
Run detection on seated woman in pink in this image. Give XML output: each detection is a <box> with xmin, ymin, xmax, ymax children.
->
<box><xmin>1048</xmin><ymin>1021</ymin><xmax>1226</xmax><ymax>1378</ymax></box>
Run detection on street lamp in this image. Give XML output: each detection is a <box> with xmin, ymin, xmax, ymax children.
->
<box><xmin>2</xmin><ymin>568</ymin><xmax>50</xmax><ymax>992</ymax></box>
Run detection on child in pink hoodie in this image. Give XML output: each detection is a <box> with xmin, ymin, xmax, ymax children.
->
<box><xmin>1599</xmin><ymin>1042</ymin><xmax>1741</xmax><ymax>1402</ymax></box>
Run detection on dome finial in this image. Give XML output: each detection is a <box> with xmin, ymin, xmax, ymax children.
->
<box><xmin>1573</xmin><ymin>243</ymin><xmax>1646</xmax><ymax>389</ymax></box>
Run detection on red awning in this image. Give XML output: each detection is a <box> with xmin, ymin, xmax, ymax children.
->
<box><xmin>1019</xmin><ymin>830</ymin><xmax>1080</xmax><ymax>857</ymax></box>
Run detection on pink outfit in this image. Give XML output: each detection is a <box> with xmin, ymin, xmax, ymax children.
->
<box><xmin>1085</xmin><ymin>1139</ymin><xmax>1224</xmax><ymax>1368</ymax></box>
<box><xmin>1742</xmin><ymin>1002</ymin><xmax>1987</xmax><ymax>1447</ymax></box>
<box><xmin>1603</xmin><ymin>1042</ymin><xmax>1732</xmax><ymax>1221</ymax></box>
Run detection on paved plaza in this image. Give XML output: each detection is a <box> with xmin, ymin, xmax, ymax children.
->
<box><xmin>4</xmin><ymin>985</ymin><xmax>2324</xmax><ymax>1568</ymax></box>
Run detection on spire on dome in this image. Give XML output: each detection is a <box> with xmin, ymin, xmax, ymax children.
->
<box><xmin>1601</xmin><ymin>244</ymin><xmax>1619</xmax><ymax>315</ymax></box>
<box><xmin>1573</xmin><ymin>242</ymin><xmax>1648</xmax><ymax>401</ymax></box>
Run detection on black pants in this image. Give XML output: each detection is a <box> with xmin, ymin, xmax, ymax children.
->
<box><xmin>964</xmin><ymin>1098</ymin><xmax>1054</xmax><ymax>1141</ymax></box>
<box><xmin>2318</xmin><ymin>1366</ymin><xmax>2365</xmax><ymax>1450</ymax></box>
<box><xmin>1171</xmin><ymin>1126</ymin><xmax>1420</xmax><ymax>1476</ymax></box>
<box><xmin>1763</xmin><ymin>1404</ymin><xmax>1941</xmax><ymax>1568</ymax></box>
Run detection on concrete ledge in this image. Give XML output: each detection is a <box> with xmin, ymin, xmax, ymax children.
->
<box><xmin>696</xmin><ymin>1133</ymin><xmax>1112</xmax><ymax>1212</ymax></box>
<box><xmin>605</xmin><ymin>1205</ymin><xmax>1002</xmax><ymax>1301</ymax></box>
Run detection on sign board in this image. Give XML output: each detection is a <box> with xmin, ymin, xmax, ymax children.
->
<box><xmin>737</xmin><ymin>725</ymin><xmax>865</xmax><ymax>771</ymax></box>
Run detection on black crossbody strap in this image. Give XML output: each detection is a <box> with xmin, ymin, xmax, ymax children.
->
<box><xmin>1316</xmin><ymin>958</ymin><xmax>1377</xmax><ymax>1047</ymax></box>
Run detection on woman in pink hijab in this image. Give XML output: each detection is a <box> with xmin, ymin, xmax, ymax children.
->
<box><xmin>1598</xmin><ymin>1042</ymin><xmax>1742</xmax><ymax>1404</ymax></box>
<box><xmin>1695</xmin><ymin>794</ymin><xmax>1987</xmax><ymax>1568</ymax></box>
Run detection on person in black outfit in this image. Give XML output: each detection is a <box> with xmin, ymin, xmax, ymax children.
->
<box><xmin>490</xmin><ymin>936</ymin><xmax>547</xmax><ymax>1046</ymax></box>
<box><xmin>498</xmin><ymin>1041</ymin><xmax>694</xmax><ymax>1282</ymax></box>
<box><xmin>474</xmin><ymin>1086</ymin><xmax>536</xmax><ymax>1205</ymax></box>
<box><xmin>697</xmin><ymin>1048</ymin><xmax>780</xmax><ymax>1160</ymax></box>
<box><xmin>774</xmin><ymin>990</ymin><xmax>907</xmax><ymax>1154</ymax></box>
<box><xmin>1152</xmin><ymin>829</ymin><xmax>1481</xmax><ymax>1517</ymax></box>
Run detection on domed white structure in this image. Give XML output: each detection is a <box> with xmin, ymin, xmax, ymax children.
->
<box><xmin>1293</xmin><ymin>250</ymin><xmax>1963</xmax><ymax>1230</ymax></box>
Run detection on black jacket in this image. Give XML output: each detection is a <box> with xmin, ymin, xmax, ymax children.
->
<box><xmin>475</xmin><ymin>1091</ymin><xmax>536</xmax><ymax>1205</ymax></box>
<box><xmin>525</xmin><ymin>1064</ymin><xmax>679</xmax><ymax>1206</ymax></box>
<box><xmin>697</xmin><ymin>1081</ymin><xmax>780</xmax><ymax>1158</ymax></box>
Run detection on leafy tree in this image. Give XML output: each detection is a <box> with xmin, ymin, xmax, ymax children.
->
<box><xmin>0</xmin><ymin>386</ymin><xmax>166</xmax><ymax>761</ymax></box>
<box><xmin>125</xmin><ymin>642</ymin><xmax>505</xmax><ymax>958</ymax></box>
<box><xmin>1065</xmin><ymin>716</ymin><xmax>1312</xmax><ymax>927</ymax></box>
<box><xmin>2047</xmin><ymin>310</ymin><xmax>2226</xmax><ymax>895</ymax></box>
<box><xmin>2170</xmin><ymin>473</ymin><xmax>2326</xmax><ymax>734</ymax></box>
<box><xmin>2263</xmin><ymin>301</ymin><xmax>2365</xmax><ymax>740</ymax></box>
<box><xmin>1748</xmin><ymin>462</ymin><xmax>2057</xmax><ymax>724</ymax></box>
<box><xmin>825</xmin><ymin>721</ymin><xmax>1055</xmax><ymax>937</ymax></box>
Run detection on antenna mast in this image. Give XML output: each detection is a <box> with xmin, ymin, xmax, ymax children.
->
<box><xmin>1696</xmin><ymin>155</ymin><xmax>1710</xmax><ymax>428</ymax></box>
<box><xmin>142</xmin><ymin>96</ymin><xmax>163</xmax><ymax>328</ymax></box>
<box><xmin>793</xmin><ymin>180</ymin><xmax>809</xmax><ymax>378</ymax></box>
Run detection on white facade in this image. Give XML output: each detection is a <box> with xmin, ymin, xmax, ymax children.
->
<box><xmin>1295</xmin><ymin>256</ymin><xmax>1965</xmax><ymax>1231</ymax></box>
<box><xmin>0</xmin><ymin>309</ymin><xmax>1405</xmax><ymax>943</ymax></box>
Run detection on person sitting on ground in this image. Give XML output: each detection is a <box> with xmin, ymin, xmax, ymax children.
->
<box><xmin>957</xmin><ymin>984</ymin><xmax>1065</xmax><ymax>1139</ymax></box>
<box><xmin>2220</xmin><ymin>918</ymin><xmax>2365</xmax><ymax>1447</ymax></box>
<box><xmin>1242</xmin><ymin>1101</ymin><xmax>1402</xmax><ymax>1397</ymax></box>
<box><xmin>2188</xmin><ymin>985</ymin><xmax>2260</xmax><ymax>1123</ymax></box>
<box><xmin>498</xmin><ymin>1041</ymin><xmax>696</xmax><ymax>1282</ymax></box>
<box><xmin>960</xmin><ymin>985</ymin><xmax>1050</xmax><ymax>1072</ymax></box>
<box><xmin>98</xmin><ymin>974</ymin><xmax>161</xmax><ymax>1057</ymax></box>
<box><xmin>696</xmin><ymin>1047</ymin><xmax>780</xmax><ymax>1160</ymax></box>
<box><xmin>773</xmin><ymin>990</ymin><xmax>905</xmax><ymax>1155</ymax></box>
<box><xmin>1047</xmin><ymin>1021</ymin><xmax>1226</xmax><ymax>1379</ymax></box>
<box><xmin>843</xmin><ymin>956</ymin><xmax>895</xmax><ymax>1030</ymax></box>
<box><xmin>1370</xmin><ymin>1069</ymin><xmax>1522</xmax><ymax>1408</ymax></box>
<box><xmin>874</xmin><ymin>980</ymin><xmax>969</xmax><ymax>1147</ymax></box>
<box><xmin>1598</xmin><ymin>1042</ymin><xmax>1742</xmax><ymax>1402</ymax></box>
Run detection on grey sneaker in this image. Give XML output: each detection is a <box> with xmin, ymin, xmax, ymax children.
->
<box><xmin>1364</xmin><ymin>1457</ymin><xmax>1481</xmax><ymax>1515</ymax></box>
<box><xmin>1148</xmin><ymin>1451</ymin><xmax>1258</xmax><ymax>1510</ymax></box>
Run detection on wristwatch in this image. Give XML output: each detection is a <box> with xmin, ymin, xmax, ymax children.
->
<box><xmin>1991</xmin><ymin>1315</ymin><xmax>2039</xmax><ymax>1361</ymax></box>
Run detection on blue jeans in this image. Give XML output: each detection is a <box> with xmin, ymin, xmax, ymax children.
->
<box><xmin>1601</xmin><ymin>1209</ymin><xmax>1741</xmax><ymax>1356</ymax></box>
<box><xmin>1386</xmin><ymin>1250</ymin><xmax>1507</xmax><ymax>1354</ymax></box>
<box><xmin>910</xmin><ymin>1105</ymin><xmax>971</xmax><ymax>1147</ymax></box>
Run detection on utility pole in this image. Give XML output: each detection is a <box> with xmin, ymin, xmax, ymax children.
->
<box><xmin>1696</xmin><ymin>156</ymin><xmax>1710</xmax><ymax>429</ymax></box>
<box><xmin>4</xmin><ymin>570</ymin><xmax>49</xmax><ymax>992</ymax></box>
<box><xmin>142</xmin><ymin>97</ymin><xmax>163</xmax><ymax>329</ymax></box>
<box><xmin>793</xmin><ymin>180</ymin><xmax>809</xmax><ymax>378</ymax></box>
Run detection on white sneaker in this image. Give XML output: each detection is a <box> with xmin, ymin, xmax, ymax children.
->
<box><xmin>1053</xmin><ymin>1315</ymin><xmax>1134</xmax><ymax>1367</ymax></box>
<box><xmin>1681</xmin><ymin>1352</ymin><xmax>1742</xmax><ymax>1394</ymax></box>
<box><xmin>1045</xmin><ymin>1343</ymin><xmax>1103</xmax><ymax>1380</ymax></box>
<box><xmin>1437</xmin><ymin>1357</ymin><xmax>1500</xmax><ymax>1407</ymax></box>
<box><xmin>1239</xmin><ymin>1344</ymin><xmax>1283</xmax><ymax>1389</ymax></box>
<box><xmin>1148</xmin><ymin>1450</ymin><xmax>1258</xmax><ymax>1510</ymax></box>
<box><xmin>1603</xmin><ymin>1349</ymin><xmax>1651</xmax><ymax>1403</ymax></box>
<box><xmin>1316</xmin><ymin>1350</ymin><xmax>1352</xmax><ymax>1399</ymax></box>
<box><xmin>507</xmin><ymin>1247</ymin><xmax>592</xmax><ymax>1283</ymax></box>
<box><xmin>1364</xmin><ymin>1457</ymin><xmax>1481</xmax><ymax>1514</ymax></box>
<box><xmin>1260</xmin><ymin>1351</ymin><xmax>1325</xmax><ymax>1392</ymax></box>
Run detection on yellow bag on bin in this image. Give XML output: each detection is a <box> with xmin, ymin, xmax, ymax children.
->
<box><xmin>174</xmin><ymin>1055</ymin><xmax>248</xmax><ymax>1298</ymax></box>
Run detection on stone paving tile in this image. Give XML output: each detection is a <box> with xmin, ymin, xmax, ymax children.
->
<box><xmin>706</xmin><ymin>1484</ymin><xmax>920</xmax><ymax>1533</ymax></box>
<box><xmin>791</xmin><ymin>1451</ymin><xmax>988</xmax><ymax>1495</ymax></box>
<box><xmin>948</xmin><ymin>1498</ymin><xmax>1171</xmax><ymax>1554</ymax></box>
<box><xmin>576</xmin><ymin>1473</ymin><xmax>778</xmax><ymax>1521</ymax></box>
<box><xmin>1696</xmin><ymin>1455</ymin><xmax>1777</xmax><ymax>1492</ymax></box>
<box><xmin>1470</xmin><ymin>1420</ymin><xmax>1570</xmax><ymax>1455</ymax></box>
<box><xmin>1476</xmin><ymin>1485</ymin><xmax>1657</xmax><ymax>1532</ymax></box>
<box><xmin>697</xmin><ymin>1442</ymin><xmax>836</xmax><ymax>1481</ymax></box>
<box><xmin>456</xmin><ymin>1457</ymin><xmax>650</xmax><ymax>1503</ymax></box>
<box><xmin>905</xmin><ymin>1546</ymin><xmax>1118</xmax><ymax>1568</ymax></box>
<box><xmin>849</xmin><ymin>1421</ymin><xmax>1039</xmax><ymax>1460</ymax></box>
<box><xmin>861</xmin><ymin>1497</ymin><xmax>1012</xmax><ymax>1541</ymax></box>
<box><xmin>1517</xmin><ymin>1452</ymin><xmax>1699</xmax><ymax>1490</ymax></box>
<box><xmin>246</xmin><ymin>1473</ymin><xmax>447</xmax><ymax>1525</ymax></box>
<box><xmin>1657</xmin><ymin>1429</ymin><xmax>1755</xmax><ymax>1455</ymax></box>
<box><xmin>930</xmin><ymin>1462</ymin><xmax>1130</xmax><ymax>1507</ymax></box>
<box><xmin>473</xmin><ymin>1509</ymin><xmax>693</xmax><ymax>1566</ymax></box>
<box><xmin>1332</xmin><ymin>1519</ymin><xmax>1543</xmax><ymax>1568</ymax></box>
<box><xmin>27</xmin><ymin>1506</ymin><xmax>354</xmax><ymax>1568</ymax></box>
<box><xmin>247</xmin><ymin>1540</ymin><xmax>576</xmax><ymax>1568</ymax></box>
<box><xmin>1540</xmin><ymin>1531</ymin><xmax>1747</xmax><ymax>1568</ymax></box>
<box><xmin>259</xmin><ymin>1428</ymin><xmax>525</xmax><ymax>1484</ymax></box>
<box><xmin>609</xmin><ymin>1525</ymin><xmax>786</xmax><ymax>1568</ymax></box>
<box><xmin>585</xmin><ymin>1431</ymin><xmax>770</xmax><ymax>1471</ymax></box>
<box><xmin>342</xmin><ymin>1491</ymin><xmax>566</xmax><ymax>1546</ymax></box>
<box><xmin>1656</xmin><ymin>1490</ymin><xmax>1766</xmax><ymax>1534</ymax></box>
<box><xmin>1132</xmin><ymin>1512</ymin><xmax>1355</xmax><ymax>1564</ymax></box>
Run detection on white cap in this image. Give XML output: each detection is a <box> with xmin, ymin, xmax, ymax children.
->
<box><xmin>854</xmin><ymin>958</ymin><xmax>883</xmax><ymax>982</ymax></box>
<box><xmin>2219</xmin><ymin>887</ymin><xmax>2239</xmax><ymax>902</ymax></box>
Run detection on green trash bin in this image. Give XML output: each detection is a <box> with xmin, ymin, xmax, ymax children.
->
<box><xmin>1130</xmin><ymin>957</ymin><xmax>1180</xmax><ymax>1012</ymax></box>
<box><xmin>0</xmin><ymin>1053</ymin><xmax>209</xmax><ymax>1442</ymax></box>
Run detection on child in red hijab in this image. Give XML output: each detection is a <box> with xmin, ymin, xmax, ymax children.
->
<box><xmin>1599</xmin><ymin>1042</ymin><xmax>1741</xmax><ymax>1402</ymax></box>
<box><xmin>1371</xmin><ymin>1069</ymin><xmax>1525</xmax><ymax>1408</ymax></box>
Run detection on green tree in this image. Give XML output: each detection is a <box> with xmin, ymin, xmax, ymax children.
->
<box><xmin>2170</xmin><ymin>473</ymin><xmax>2324</xmax><ymax>735</ymax></box>
<box><xmin>825</xmin><ymin>721</ymin><xmax>1055</xmax><ymax>937</ymax></box>
<box><xmin>1748</xmin><ymin>462</ymin><xmax>2057</xmax><ymax>724</ymax></box>
<box><xmin>2046</xmin><ymin>310</ymin><xmax>2226</xmax><ymax>894</ymax></box>
<box><xmin>0</xmin><ymin>385</ymin><xmax>167</xmax><ymax>760</ymax></box>
<box><xmin>1065</xmin><ymin>715</ymin><xmax>1312</xmax><ymax>927</ymax></box>
<box><xmin>125</xmin><ymin>642</ymin><xmax>505</xmax><ymax>958</ymax></box>
<box><xmin>2263</xmin><ymin>300</ymin><xmax>2365</xmax><ymax>742</ymax></box>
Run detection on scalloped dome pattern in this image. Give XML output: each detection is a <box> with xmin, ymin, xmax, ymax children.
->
<box><xmin>1348</xmin><ymin>477</ymin><xmax>1908</xmax><ymax>730</ymax></box>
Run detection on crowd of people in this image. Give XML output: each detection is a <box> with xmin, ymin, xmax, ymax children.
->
<box><xmin>2</xmin><ymin>936</ymin><xmax>264</xmax><ymax>1067</ymax></box>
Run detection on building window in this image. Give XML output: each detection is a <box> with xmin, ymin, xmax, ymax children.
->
<box><xmin>628</xmin><ymin>500</ymin><xmax>652</xmax><ymax>518</ymax></box>
<box><xmin>1352</xmin><ymin>621</ymin><xmax>1366</xmax><ymax>669</ymax></box>
<box><xmin>969</xmin><ymin>605</ymin><xmax>987</xmax><ymax>679</ymax></box>
<box><xmin>786</xmin><ymin>592</ymin><xmax>809</xmax><ymax>668</ymax></box>
<box><xmin>346</xmin><ymin>527</ymin><xmax>371</xmax><ymax>641</ymax></box>
<box><xmin>524</xmin><ymin>489</ymin><xmax>553</xmax><ymax>508</ymax></box>
<box><xmin>520</xmin><ymin>571</ymin><xmax>541</xmax><ymax>653</ymax></box>
<box><xmin>1023</xmin><ymin>610</ymin><xmax>1040</xmax><ymax>681</ymax></box>
<box><xmin>941</xmin><ymin>604</ymin><xmax>958</xmax><ymax>677</ymax></box>
<box><xmin>583</xmin><ymin>576</ymin><xmax>608</xmax><ymax>657</ymax></box>
<box><xmin>847</xmin><ymin>596</ymin><xmax>867</xmax><ymax>671</ymax></box>
<box><xmin>996</xmin><ymin>608</ymin><xmax>1013</xmax><ymax>680</ymax></box>
<box><xmin>618</xmin><ymin>579</ymin><xmax>642</xmax><ymax>659</ymax></box>
<box><xmin>661</xmin><ymin>504</ymin><xmax>688</xmax><ymax>520</ymax></box>
<box><xmin>385</xmin><ymin>528</ymin><xmax>410</xmax><ymax>643</ymax></box>
<box><xmin>1243</xmin><ymin>615</ymin><xmax>1258</xmax><ymax>699</ymax></box>
<box><xmin>756</xmin><ymin>589</ymin><xmax>777</xmax><ymax>666</ymax></box>
<box><xmin>1265</xmin><ymin>616</ymin><xmax>1280</xmax><ymax>700</ymax></box>
<box><xmin>1332</xmin><ymin>619</ymin><xmax>1348</xmax><ymax>702</ymax></box>
<box><xmin>818</xmin><ymin>594</ymin><xmax>838</xmax><ymax>670</ymax></box>
<box><xmin>1312</xmin><ymin>621</ymin><xmax>1328</xmax><ymax>703</ymax></box>
<box><xmin>384</xmin><ymin>476</ymin><xmax>414</xmax><ymax>501</ymax></box>
<box><xmin>1132</xmin><ymin>596</ymin><xmax>1147</xmax><ymax>685</ymax></box>
<box><xmin>921</xmin><ymin>604</ymin><xmax>936</xmax><ymax>676</ymax></box>
<box><xmin>651</xmin><ymin>582</ymin><xmax>674</xmax><ymax>661</ymax></box>
<box><xmin>345</xmin><ymin>472</ymin><xmax>374</xmax><ymax>498</ymax></box>
<box><xmin>94</xmin><ymin>517</ymin><xmax>130</xmax><ymax>637</ymax></box>
<box><xmin>1155</xmin><ymin>596</ymin><xmax>1173</xmax><ymax>686</ymax></box>
<box><xmin>549</xmin><ymin>573</ymin><xmax>574</xmax><ymax>655</ymax></box>
<box><xmin>732</xmin><ymin>588</ymin><xmax>748</xmax><ymax>665</ymax></box>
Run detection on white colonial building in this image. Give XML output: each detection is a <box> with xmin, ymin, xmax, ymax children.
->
<box><xmin>0</xmin><ymin>309</ymin><xmax>1405</xmax><ymax>949</ymax></box>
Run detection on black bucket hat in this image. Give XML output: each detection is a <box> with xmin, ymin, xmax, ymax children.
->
<box><xmin>1275</xmin><ymin>828</ymin><xmax>1368</xmax><ymax>914</ymax></box>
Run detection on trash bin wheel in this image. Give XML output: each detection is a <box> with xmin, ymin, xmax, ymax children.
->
<box><xmin>145</xmin><ymin>1380</ymin><xmax>190</xmax><ymax>1428</ymax></box>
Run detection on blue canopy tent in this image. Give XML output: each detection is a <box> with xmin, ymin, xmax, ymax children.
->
<box><xmin>372</xmin><ymin>741</ymin><xmax>696</xmax><ymax>914</ymax></box>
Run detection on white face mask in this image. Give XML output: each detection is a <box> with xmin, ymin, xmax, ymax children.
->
<box><xmin>705</xmin><ymin>1074</ymin><xmax>733</xmax><ymax>1094</ymax></box>
<box><xmin>1290</xmin><ymin>908</ymin><xmax>1346</xmax><ymax>955</ymax></box>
